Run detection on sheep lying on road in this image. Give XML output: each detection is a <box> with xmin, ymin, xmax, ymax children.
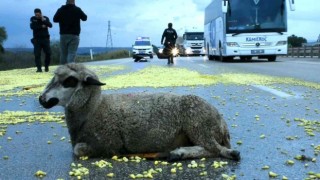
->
<box><xmin>39</xmin><ymin>63</ymin><xmax>240</xmax><ymax>161</ymax></box>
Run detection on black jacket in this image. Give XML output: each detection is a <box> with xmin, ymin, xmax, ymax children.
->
<box><xmin>53</xmin><ymin>4</ymin><xmax>87</xmax><ymax>36</ymax></box>
<box><xmin>30</xmin><ymin>16</ymin><xmax>52</xmax><ymax>39</ymax></box>
<box><xmin>161</xmin><ymin>28</ymin><xmax>178</xmax><ymax>44</ymax></box>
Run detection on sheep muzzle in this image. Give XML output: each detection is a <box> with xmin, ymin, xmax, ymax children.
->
<box><xmin>39</xmin><ymin>95</ymin><xmax>59</xmax><ymax>109</ymax></box>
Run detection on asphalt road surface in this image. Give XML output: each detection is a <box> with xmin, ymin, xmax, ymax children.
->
<box><xmin>1</xmin><ymin>56</ymin><xmax>319</xmax><ymax>180</ymax></box>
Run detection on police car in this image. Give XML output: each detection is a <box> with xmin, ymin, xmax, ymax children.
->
<box><xmin>132</xmin><ymin>37</ymin><xmax>153</xmax><ymax>62</ymax></box>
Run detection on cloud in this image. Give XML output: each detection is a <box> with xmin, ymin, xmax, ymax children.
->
<box><xmin>79</xmin><ymin>0</ymin><xmax>207</xmax><ymax>47</ymax></box>
<box><xmin>1</xmin><ymin>0</ymin><xmax>320</xmax><ymax>48</ymax></box>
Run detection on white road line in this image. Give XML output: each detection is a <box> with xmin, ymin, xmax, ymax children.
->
<box><xmin>251</xmin><ymin>85</ymin><xmax>299</xmax><ymax>98</ymax></box>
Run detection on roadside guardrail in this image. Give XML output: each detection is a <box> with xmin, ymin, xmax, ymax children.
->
<box><xmin>287</xmin><ymin>46</ymin><xmax>320</xmax><ymax>58</ymax></box>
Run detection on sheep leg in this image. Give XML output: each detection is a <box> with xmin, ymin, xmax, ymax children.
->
<box><xmin>197</xmin><ymin>137</ymin><xmax>240</xmax><ymax>161</ymax></box>
<box><xmin>168</xmin><ymin>146</ymin><xmax>212</xmax><ymax>161</ymax></box>
<box><xmin>186</xmin><ymin>131</ymin><xmax>240</xmax><ymax>161</ymax></box>
<box><xmin>73</xmin><ymin>143</ymin><xmax>92</xmax><ymax>157</ymax></box>
<box><xmin>120</xmin><ymin>152</ymin><xmax>170</xmax><ymax>160</ymax></box>
<box><xmin>168</xmin><ymin>145</ymin><xmax>240</xmax><ymax>161</ymax></box>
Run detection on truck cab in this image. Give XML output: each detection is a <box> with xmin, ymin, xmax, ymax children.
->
<box><xmin>178</xmin><ymin>32</ymin><xmax>205</xmax><ymax>56</ymax></box>
<box><xmin>132</xmin><ymin>37</ymin><xmax>153</xmax><ymax>62</ymax></box>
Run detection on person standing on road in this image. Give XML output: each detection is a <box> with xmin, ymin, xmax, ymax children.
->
<box><xmin>30</xmin><ymin>8</ymin><xmax>52</xmax><ymax>72</ymax></box>
<box><xmin>161</xmin><ymin>23</ymin><xmax>177</xmax><ymax>64</ymax></box>
<box><xmin>53</xmin><ymin>0</ymin><xmax>87</xmax><ymax>64</ymax></box>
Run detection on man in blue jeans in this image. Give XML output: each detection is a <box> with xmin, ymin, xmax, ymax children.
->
<box><xmin>53</xmin><ymin>0</ymin><xmax>87</xmax><ymax>64</ymax></box>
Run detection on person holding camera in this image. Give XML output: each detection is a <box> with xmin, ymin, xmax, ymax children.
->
<box><xmin>30</xmin><ymin>8</ymin><xmax>52</xmax><ymax>72</ymax></box>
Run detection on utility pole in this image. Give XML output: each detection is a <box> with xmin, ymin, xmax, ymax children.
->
<box><xmin>106</xmin><ymin>20</ymin><xmax>113</xmax><ymax>49</ymax></box>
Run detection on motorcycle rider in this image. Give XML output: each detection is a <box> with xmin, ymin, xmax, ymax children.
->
<box><xmin>161</xmin><ymin>23</ymin><xmax>177</xmax><ymax>64</ymax></box>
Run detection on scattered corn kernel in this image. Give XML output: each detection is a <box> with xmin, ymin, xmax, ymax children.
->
<box><xmin>269</xmin><ymin>171</ymin><xmax>278</xmax><ymax>178</ymax></box>
<box><xmin>35</xmin><ymin>170</ymin><xmax>47</xmax><ymax>178</ymax></box>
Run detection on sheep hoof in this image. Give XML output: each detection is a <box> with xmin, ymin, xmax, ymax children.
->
<box><xmin>74</xmin><ymin>143</ymin><xmax>90</xmax><ymax>157</ymax></box>
<box><xmin>230</xmin><ymin>150</ymin><xmax>241</xmax><ymax>161</ymax></box>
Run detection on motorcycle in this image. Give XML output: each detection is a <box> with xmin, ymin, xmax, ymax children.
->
<box><xmin>154</xmin><ymin>42</ymin><xmax>179</xmax><ymax>64</ymax></box>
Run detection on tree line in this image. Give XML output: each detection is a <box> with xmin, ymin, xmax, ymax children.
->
<box><xmin>0</xmin><ymin>26</ymin><xmax>130</xmax><ymax>71</ymax></box>
<box><xmin>0</xmin><ymin>27</ymin><xmax>7</xmax><ymax>54</ymax></box>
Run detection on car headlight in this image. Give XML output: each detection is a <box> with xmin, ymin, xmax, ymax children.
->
<box><xmin>172</xmin><ymin>48</ymin><xmax>179</xmax><ymax>56</ymax></box>
<box><xmin>276</xmin><ymin>41</ymin><xmax>287</xmax><ymax>46</ymax></box>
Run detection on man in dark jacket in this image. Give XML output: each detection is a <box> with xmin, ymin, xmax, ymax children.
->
<box><xmin>30</xmin><ymin>8</ymin><xmax>52</xmax><ymax>72</ymax></box>
<box><xmin>53</xmin><ymin>0</ymin><xmax>87</xmax><ymax>64</ymax></box>
<box><xmin>161</xmin><ymin>23</ymin><xmax>178</xmax><ymax>64</ymax></box>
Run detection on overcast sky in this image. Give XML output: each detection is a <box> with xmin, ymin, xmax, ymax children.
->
<box><xmin>0</xmin><ymin>0</ymin><xmax>319</xmax><ymax>48</ymax></box>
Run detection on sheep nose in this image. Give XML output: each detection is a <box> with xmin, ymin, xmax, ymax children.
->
<box><xmin>39</xmin><ymin>95</ymin><xmax>46</xmax><ymax>103</ymax></box>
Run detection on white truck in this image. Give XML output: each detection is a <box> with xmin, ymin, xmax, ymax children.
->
<box><xmin>178</xmin><ymin>32</ymin><xmax>205</xmax><ymax>56</ymax></box>
<box><xmin>132</xmin><ymin>37</ymin><xmax>153</xmax><ymax>62</ymax></box>
<box><xmin>204</xmin><ymin>0</ymin><xmax>295</xmax><ymax>61</ymax></box>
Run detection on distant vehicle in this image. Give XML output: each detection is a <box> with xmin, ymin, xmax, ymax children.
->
<box><xmin>178</xmin><ymin>32</ymin><xmax>205</xmax><ymax>56</ymax></box>
<box><xmin>132</xmin><ymin>37</ymin><xmax>153</xmax><ymax>62</ymax></box>
<box><xmin>204</xmin><ymin>0</ymin><xmax>296</xmax><ymax>62</ymax></box>
<box><xmin>158</xmin><ymin>45</ymin><xmax>178</xmax><ymax>57</ymax></box>
<box><xmin>155</xmin><ymin>45</ymin><xmax>179</xmax><ymax>60</ymax></box>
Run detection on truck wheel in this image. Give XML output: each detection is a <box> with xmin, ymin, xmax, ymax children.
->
<box><xmin>134</xmin><ymin>58</ymin><xmax>140</xmax><ymax>62</ymax></box>
<box><xmin>267</xmin><ymin>56</ymin><xmax>276</xmax><ymax>61</ymax></box>
<box><xmin>219</xmin><ymin>54</ymin><xmax>224</xmax><ymax>61</ymax></box>
<box><xmin>218</xmin><ymin>41</ymin><xmax>224</xmax><ymax>62</ymax></box>
<box><xmin>207</xmin><ymin>44</ymin><xmax>214</xmax><ymax>60</ymax></box>
<box><xmin>219</xmin><ymin>50</ymin><xmax>224</xmax><ymax>62</ymax></box>
<box><xmin>240</xmin><ymin>56</ymin><xmax>252</xmax><ymax>61</ymax></box>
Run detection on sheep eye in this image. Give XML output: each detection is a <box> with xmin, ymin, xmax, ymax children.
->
<box><xmin>62</xmin><ymin>76</ymin><xmax>79</xmax><ymax>88</ymax></box>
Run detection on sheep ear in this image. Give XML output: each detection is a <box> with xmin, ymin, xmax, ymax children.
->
<box><xmin>84</xmin><ymin>77</ymin><xmax>106</xmax><ymax>86</ymax></box>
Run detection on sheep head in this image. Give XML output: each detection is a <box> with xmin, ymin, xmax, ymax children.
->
<box><xmin>39</xmin><ymin>63</ymin><xmax>105</xmax><ymax>109</ymax></box>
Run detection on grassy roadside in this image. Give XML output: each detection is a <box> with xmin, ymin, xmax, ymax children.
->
<box><xmin>0</xmin><ymin>48</ymin><xmax>130</xmax><ymax>71</ymax></box>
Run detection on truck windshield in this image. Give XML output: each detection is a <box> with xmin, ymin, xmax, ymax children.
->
<box><xmin>226</xmin><ymin>0</ymin><xmax>287</xmax><ymax>34</ymax></box>
<box><xmin>185</xmin><ymin>33</ymin><xmax>204</xmax><ymax>40</ymax></box>
<box><xmin>135</xmin><ymin>41</ymin><xmax>151</xmax><ymax>46</ymax></box>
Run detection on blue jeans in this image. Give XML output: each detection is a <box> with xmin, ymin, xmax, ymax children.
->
<box><xmin>59</xmin><ymin>34</ymin><xmax>80</xmax><ymax>64</ymax></box>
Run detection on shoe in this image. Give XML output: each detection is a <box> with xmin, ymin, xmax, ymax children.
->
<box><xmin>45</xmin><ymin>67</ymin><xmax>49</xmax><ymax>72</ymax></box>
<box><xmin>36</xmin><ymin>69</ymin><xmax>42</xmax><ymax>73</ymax></box>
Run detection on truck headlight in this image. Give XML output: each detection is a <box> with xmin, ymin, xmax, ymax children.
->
<box><xmin>186</xmin><ymin>48</ymin><xmax>192</xmax><ymax>54</ymax></box>
<box><xmin>226</xmin><ymin>42</ymin><xmax>239</xmax><ymax>47</ymax></box>
<box><xmin>276</xmin><ymin>41</ymin><xmax>287</xmax><ymax>46</ymax></box>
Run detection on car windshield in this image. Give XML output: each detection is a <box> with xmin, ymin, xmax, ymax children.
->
<box><xmin>135</xmin><ymin>41</ymin><xmax>151</xmax><ymax>46</ymax></box>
